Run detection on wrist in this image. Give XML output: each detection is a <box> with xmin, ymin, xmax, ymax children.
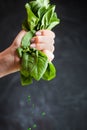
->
<box><xmin>0</xmin><ymin>46</ymin><xmax>20</xmax><ymax>77</ymax></box>
<box><xmin>0</xmin><ymin>47</ymin><xmax>13</xmax><ymax>77</ymax></box>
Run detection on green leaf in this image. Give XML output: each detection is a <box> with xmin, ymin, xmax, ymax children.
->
<box><xmin>21</xmin><ymin>31</ymin><xmax>33</xmax><ymax>48</ymax></box>
<box><xmin>25</xmin><ymin>3</ymin><xmax>39</xmax><ymax>30</ymax></box>
<box><xmin>40</xmin><ymin>5</ymin><xmax>59</xmax><ymax>30</ymax></box>
<box><xmin>42</xmin><ymin>62</ymin><xmax>56</xmax><ymax>80</ymax></box>
<box><xmin>36</xmin><ymin>0</ymin><xmax>50</xmax><ymax>8</ymax></box>
<box><xmin>40</xmin><ymin>5</ymin><xmax>54</xmax><ymax>29</ymax></box>
<box><xmin>17</xmin><ymin>47</ymin><xmax>23</xmax><ymax>58</ymax></box>
<box><xmin>21</xmin><ymin>53</ymin><xmax>30</xmax><ymax>77</ymax></box>
<box><xmin>30</xmin><ymin>51</ymin><xmax>48</xmax><ymax>80</ymax></box>
<box><xmin>47</xmin><ymin>12</ymin><xmax>60</xmax><ymax>30</ymax></box>
<box><xmin>21</xmin><ymin>74</ymin><xmax>33</xmax><ymax>86</ymax></box>
<box><xmin>29</xmin><ymin>1</ymin><xmax>41</xmax><ymax>15</ymax></box>
<box><xmin>37</xmin><ymin>6</ymin><xmax>47</xmax><ymax>19</ymax></box>
<box><xmin>22</xmin><ymin>19</ymin><xmax>29</xmax><ymax>31</ymax></box>
<box><xmin>20</xmin><ymin>50</ymin><xmax>48</xmax><ymax>84</ymax></box>
<box><xmin>21</xmin><ymin>52</ymin><xmax>37</xmax><ymax>77</ymax></box>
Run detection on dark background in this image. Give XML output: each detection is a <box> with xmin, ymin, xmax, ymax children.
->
<box><xmin>0</xmin><ymin>0</ymin><xmax>87</xmax><ymax>130</ymax></box>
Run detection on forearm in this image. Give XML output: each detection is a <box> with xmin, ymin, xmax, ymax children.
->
<box><xmin>0</xmin><ymin>47</ymin><xmax>17</xmax><ymax>77</ymax></box>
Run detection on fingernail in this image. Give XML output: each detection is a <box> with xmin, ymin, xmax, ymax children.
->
<box><xmin>36</xmin><ymin>31</ymin><xmax>41</xmax><ymax>36</ymax></box>
<box><xmin>30</xmin><ymin>44</ymin><xmax>36</xmax><ymax>48</ymax></box>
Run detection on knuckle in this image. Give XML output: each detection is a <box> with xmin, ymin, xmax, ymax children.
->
<box><xmin>52</xmin><ymin>39</ymin><xmax>55</xmax><ymax>44</ymax></box>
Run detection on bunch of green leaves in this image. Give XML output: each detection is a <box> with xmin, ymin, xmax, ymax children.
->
<box><xmin>17</xmin><ymin>0</ymin><xmax>60</xmax><ymax>86</ymax></box>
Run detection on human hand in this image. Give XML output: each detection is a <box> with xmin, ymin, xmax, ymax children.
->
<box><xmin>12</xmin><ymin>29</ymin><xmax>55</xmax><ymax>70</ymax></box>
<box><xmin>30</xmin><ymin>30</ymin><xmax>55</xmax><ymax>61</ymax></box>
<box><xmin>0</xmin><ymin>30</ymin><xmax>55</xmax><ymax>77</ymax></box>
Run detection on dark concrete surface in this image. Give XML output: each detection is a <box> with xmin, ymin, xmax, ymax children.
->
<box><xmin>0</xmin><ymin>0</ymin><xmax>87</xmax><ymax>130</ymax></box>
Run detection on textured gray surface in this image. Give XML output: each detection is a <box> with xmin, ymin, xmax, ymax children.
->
<box><xmin>0</xmin><ymin>0</ymin><xmax>87</xmax><ymax>130</ymax></box>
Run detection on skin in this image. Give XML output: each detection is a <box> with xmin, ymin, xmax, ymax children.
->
<box><xmin>0</xmin><ymin>30</ymin><xmax>55</xmax><ymax>78</ymax></box>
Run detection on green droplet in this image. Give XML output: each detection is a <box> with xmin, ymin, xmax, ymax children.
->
<box><xmin>33</xmin><ymin>124</ymin><xmax>37</xmax><ymax>128</ymax></box>
<box><xmin>28</xmin><ymin>95</ymin><xmax>31</xmax><ymax>102</ymax></box>
<box><xmin>41</xmin><ymin>112</ymin><xmax>46</xmax><ymax>116</ymax></box>
<box><xmin>28</xmin><ymin>95</ymin><xmax>31</xmax><ymax>98</ymax></box>
<box><xmin>27</xmin><ymin>128</ymin><xmax>31</xmax><ymax>130</ymax></box>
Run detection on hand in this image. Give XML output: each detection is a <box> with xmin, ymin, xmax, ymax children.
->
<box><xmin>12</xmin><ymin>29</ymin><xmax>55</xmax><ymax>70</ymax></box>
<box><xmin>0</xmin><ymin>30</ymin><xmax>26</xmax><ymax>77</ymax></box>
<box><xmin>0</xmin><ymin>30</ymin><xmax>55</xmax><ymax>77</ymax></box>
<box><xmin>30</xmin><ymin>30</ymin><xmax>55</xmax><ymax>61</ymax></box>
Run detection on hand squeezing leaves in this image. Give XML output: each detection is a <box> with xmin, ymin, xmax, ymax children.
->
<box><xmin>17</xmin><ymin>0</ymin><xmax>60</xmax><ymax>86</ymax></box>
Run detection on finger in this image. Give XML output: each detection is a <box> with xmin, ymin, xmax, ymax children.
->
<box><xmin>30</xmin><ymin>43</ymin><xmax>55</xmax><ymax>52</ymax></box>
<box><xmin>42</xmin><ymin>50</ymin><xmax>54</xmax><ymax>62</ymax></box>
<box><xmin>36</xmin><ymin>30</ymin><xmax>55</xmax><ymax>39</ymax></box>
<box><xmin>31</xmin><ymin>36</ymin><xmax>55</xmax><ymax>45</ymax></box>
